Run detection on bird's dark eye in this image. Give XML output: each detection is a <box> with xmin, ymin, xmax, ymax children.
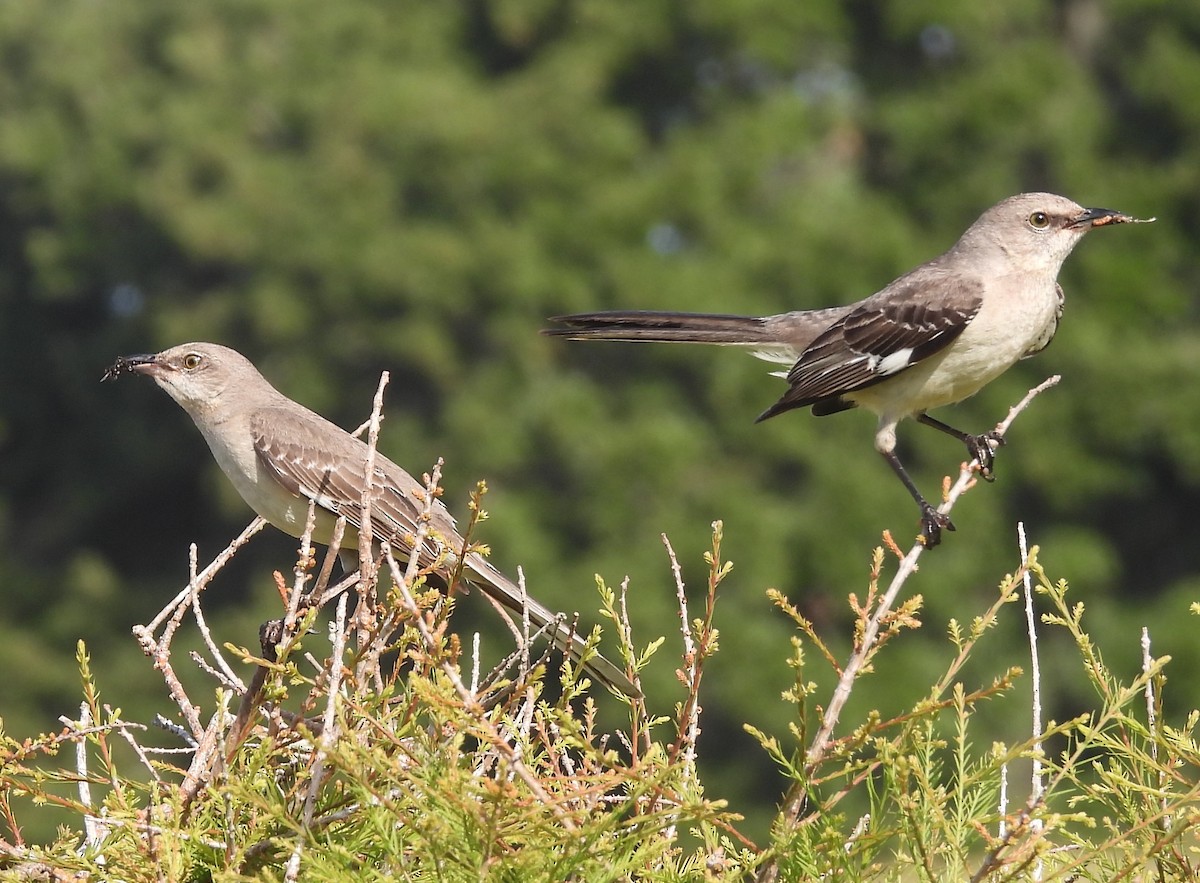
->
<box><xmin>1028</xmin><ymin>211</ymin><xmax>1050</xmax><ymax>229</ymax></box>
<box><xmin>183</xmin><ymin>353</ymin><xmax>203</xmax><ymax>370</ymax></box>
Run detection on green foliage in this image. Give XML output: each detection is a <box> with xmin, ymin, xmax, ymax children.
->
<box><xmin>2</xmin><ymin>516</ymin><xmax>1198</xmax><ymax>880</ymax></box>
<box><xmin>752</xmin><ymin>552</ymin><xmax>1200</xmax><ymax>881</ymax></box>
<box><xmin>1</xmin><ymin>0</ymin><xmax>1199</xmax><ymax>853</ymax></box>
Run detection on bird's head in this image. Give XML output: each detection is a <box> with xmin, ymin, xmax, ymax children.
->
<box><xmin>103</xmin><ymin>342</ymin><xmax>260</xmax><ymax>417</ymax></box>
<box><xmin>961</xmin><ymin>192</ymin><xmax>1152</xmax><ymax>273</ymax></box>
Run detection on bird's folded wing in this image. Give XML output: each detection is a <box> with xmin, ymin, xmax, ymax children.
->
<box><xmin>250</xmin><ymin>407</ymin><xmax>458</xmax><ymax>568</ymax></box>
<box><xmin>779</xmin><ymin>277</ymin><xmax>984</xmax><ymax>407</ymax></box>
<box><xmin>249</xmin><ymin>410</ymin><xmax>640</xmax><ymax>696</ymax></box>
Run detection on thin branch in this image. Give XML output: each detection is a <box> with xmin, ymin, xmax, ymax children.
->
<box><xmin>662</xmin><ymin>532</ymin><xmax>692</xmax><ymax>844</ymax></box>
<box><xmin>1018</xmin><ymin>521</ymin><xmax>1044</xmax><ymax>881</ymax></box>
<box><xmin>756</xmin><ymin>376</ymin><xmax>1059</xmax><ymax>883</ymax></box>
<box><xmin>190</xmin><ymin>540</ymin><xmax>245</xmax><ymax>694</ymax></box>
<box><xmin>355</xmin><ymin>370</ymin><xmax>390</xmax><ymax>665</ymax></box>
<box><xmin>71</xmin><ymin>703</ymin><xmax>108</xmax><ymax>856</ymax></box>
<box><xmin>288</xmin><ymin>592</ymin><xmax>350</xmax><ymax>882</ymax></box>
<box><xmin>381</xmin><ymin>544</ymin><xmax>577</xmax><ymax>832</ymax></box>
<box><xmin>1142</xmin><ymin>627</ymin><xmax>1172</xmax><ymax>828</ymax></box>
<box><xmin>177</xmin><ymin>692</ymin><xmax>234</xmax><ymax>810</ymax></box>
<box><xmin>143</xmin><ymin>519</ymin><xmax>267</xmax><ymax>634</ymax></box>
<box><xmin>283</xmin><ymin>499</ymin><xmax>321</xmax><ymax>635</ymax></box>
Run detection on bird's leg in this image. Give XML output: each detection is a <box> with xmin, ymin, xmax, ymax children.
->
<box><xmin>917</xmin><ymin>414</ymin><xmax>1005</xmax><ymax>481</ymax></box>
<box><xmin>881</xmin><ymin>449</ymin><xmax>954</xmax><ymax>548</ymax></box>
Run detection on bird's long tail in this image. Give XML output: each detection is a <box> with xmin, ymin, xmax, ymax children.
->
<box><xmin>465</xmin><ymin>555</ymin><xmax>641</xmax><ymax>699</ymax></box>
<box><xmin>543</xmin><ymin>310</ymin><xmax>773</xmax><ymax>344</ymax></box>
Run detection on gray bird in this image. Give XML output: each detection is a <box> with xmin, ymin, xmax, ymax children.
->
<box><xmin>544</xmin><ymin>193</ymin><xmax>1150</xmax><ymax>546</ymax></box>
<box><xmin>104</xmin><ymin>343</ymin><xmax>639</xmax><ymax>697</ymax></box>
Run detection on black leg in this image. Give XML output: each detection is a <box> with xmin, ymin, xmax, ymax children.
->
<box><xmin>916</xmin><ymin>414</ymin><xmax>1005</xmax><ymax>481</ymax></box>
<box><xmin>881</xmin><ymin>449</ymin><xmax>954</xmax><ymax>548</ymax></box>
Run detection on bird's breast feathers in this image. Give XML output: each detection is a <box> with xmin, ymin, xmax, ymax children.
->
<box><xmin>850</xmin><ymin>279</ymin><xmax>1062</xmax><ymax>416</ymax></box>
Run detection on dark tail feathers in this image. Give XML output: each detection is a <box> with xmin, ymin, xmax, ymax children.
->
<box><xmin>543</xmin><ymin>311</ymin><xmax>770</xmax><ymax>344</ymax></box>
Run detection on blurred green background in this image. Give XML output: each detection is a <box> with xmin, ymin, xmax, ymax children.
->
<box><xmin>2</xmin><ymin>0</ymin><xmax>1198</xmax><ymax>842</ymax></box>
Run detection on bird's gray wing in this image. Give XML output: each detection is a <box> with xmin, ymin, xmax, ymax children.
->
<box><xmin>758</xmin><ymin>275</ymin><xmax>984</xmax><ymax>419</ymax></box>
<box><xmin>251</xmin><ymin>407</ymin><xmax>640</xmax><ymax>696</ymax></box>
<box><xmin>250</xmin><ymin>406</ymin><xmax>458</xmax><ymax>568</ymax></box>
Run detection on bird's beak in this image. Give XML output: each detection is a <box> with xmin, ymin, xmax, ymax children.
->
<box><xmin>1068</xmin><ymin>207</ymin><xmax>1155</xmax><ymax>229</ymax></box>
<box><xmin>101</xmin><ymin>352</ymin><xmax>160</xmax><ymax>382</ymax></box>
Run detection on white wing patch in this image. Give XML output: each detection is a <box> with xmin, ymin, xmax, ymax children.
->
<box><xmin>873</xmin><ymin>347</ymin><xmax>916</xmax><ymax>376</ymax></box>
<box><xmin>750</xmin><ymin>344</ymin><xmax>803</xmax><ymax>366</ymax></box>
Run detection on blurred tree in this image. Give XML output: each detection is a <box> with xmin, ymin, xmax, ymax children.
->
<box><xmin>0</xmin><ymin>0</ymin><xmax>1197</xmax><ymax>841</ymax></box>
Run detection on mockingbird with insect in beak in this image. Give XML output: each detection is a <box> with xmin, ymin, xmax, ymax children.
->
<box><xmin>104</xmin><ymin>342</ymin><xmax>639</xmax><ymax>697</ymax></box>
<box><xmin>544</xmin><ymin>193</ymin><xmax>1152</xmax><ymax>546</ymax></box>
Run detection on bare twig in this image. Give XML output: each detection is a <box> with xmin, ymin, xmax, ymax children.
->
<box><xmin>382</xmin><ymin>543</ymin><xmax>577</xmax><ymax>831</ymax></box>
<box><xmin>355</xmin><ymin>371</ymin><xmax>390</xmax><ymax>668</ymax></box>
<box><xmin>225</xmin><ymin>619</ymin><xmax>287</xmax><ymax>761</ymax></box>
<box><xmin>1142</xmin><ymin>627</ymin><xmax>1172</xmax><ymax>827</ymax></box>
<box><xmin>471</xmin><ymin>632</ymin><xmax>481</xmax><ymax>696</ymax></box>
<box><xmin>314</xmin><ymin>571</ymin><xmax>361</xmax><ymax>609</ymax></box>
<box><xmin>132</xmin><ymin>519</ymin><xmax>272</xmax><ymax>745</ymax></box>
<box><xmin>105</xmin><ymin>709</ymin><xmax>159</xmax><ymax>781</ymax></box>
<box><xmin>283</xmin><ymin>500</ymin><xmax>321</xmax><ymax>635</ymax></box>
<box><xmin>131</xmin><ymin>623</ymin><xmax>204</xmax><ymax>743</ymax></box>
<box><xmin>306</xmin><ymin>591</ymin><xmax>349</xmax><ymax>827</ymax></box>
<box><xmin>143</xmin><ymin>519</ymin><xmax>267</xmax><ymax>634</ymax></box>
<box><xmin>188</xmin><ymin>650</ymin><xmax>242</xmax><ymax>692</ymax></box>
<box><xmin>356</xmin><ymin>456</ymin><xmax>441</xmax><ymax>687</ymax></box>
<box><xmin>286</xmin><ymin>593</ymin><xmax>351</xmax><ymax>882</ymax></box>
<box><xmin>615</xmin><ymin>576</ymin><xmax>650</xmax><ymax>756</ymax></box>
<box><xmin>1142</xmin><ymin>628</ymin><xmax>1156</xmax><ymax>755</ymax></box>
<box><xmin>665</xmin><ymin>525</ymin><xmax>723</xmax><ymax>777</ymax></box>
<box><xmin>661</xmin><ymin>523</ymin><xmax>726</xmax><ymax>841</ymax></box>
<box><xmin>189</xmin><ymin>545</ymin><xmax>245</xmax><ymax>694</ymax></box>
<box><xmin>509</xmin><ymin>565</ymin><xmax>533</xmax><ymax>690</ymax></box>
<box><xmin>662</xmin><ymin>533</ymin><xmax>691</xmax><ymax>844</ymax></box>
<box><xmin>1017</xmin><ymin>521</ymin><xmax>1045</xmax><ymax>881</ymax></box>
<box><xmin>756</xmin><ymin>376</ymin><xmax>1059</xmax><ymax>883</ymax></box>
<box><xmin>810</xmin><ymin>378</ymin><xmax>1057</xmax><ymax>768</ymax></box>
<box><xmin>72</xmin><ymin>703</ymin><xmax>109</xmax><ymax>857</ymax></box>
<box><xmin>309</xmin><ymin>516</ymin><xmax>347</xmax><ymax>604</ymax></box>
<box><xmin>177</xmin><ymin>691</ymin><xmax>234</xmax><ymax>810</ymax></box>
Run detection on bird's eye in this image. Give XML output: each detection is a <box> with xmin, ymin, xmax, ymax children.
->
<box><xmin>183</xmin><ymin>353</ymin><xmax>203</xmax><ymax>370</ymax></box>
<box><xmin>1028</xmin><ymin>211</ymin><xmax>1050</xmax><ymax>229</ymax></box>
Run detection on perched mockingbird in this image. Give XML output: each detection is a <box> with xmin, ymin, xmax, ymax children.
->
<box><xmin>545</xmin><ymin>193</ymin><xmax>1151</xmax><ymax>546</ymax></box>
<box><xmin>104</xmin><ymin>343</ymin><xmax>638</xmax><ymax>697</ymax></box>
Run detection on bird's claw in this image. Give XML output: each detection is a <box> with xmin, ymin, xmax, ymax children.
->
<box><xmin>967</xmin><ymin>431</ymin><xmax>1005</xmax><ymax>482</ymax></box>
<box><xmin>919</xmin><ymin>504</ymin><xmax>955</xmax><ymax>548</ymax></box>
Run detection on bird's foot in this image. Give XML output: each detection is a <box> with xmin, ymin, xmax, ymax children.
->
<box><xmin>918</xmin><ymin>503</ymin><xmax>955</xmax><ymax>548</ymax></box>
<box><xmin>966</xmin><ymin>431</ymin><xmax>1006</xmax><ymax>482</ymax></box>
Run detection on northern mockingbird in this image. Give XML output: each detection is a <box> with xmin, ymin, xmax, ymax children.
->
<box><xmin>103</xmin><ymin>343</ymin><xmax>638</xmax><ymax>697</ymax></box>
<box><xmin>545</xmin><ymin>192</ymin><xmax>1151</xmax><ymax>546</ymax></box>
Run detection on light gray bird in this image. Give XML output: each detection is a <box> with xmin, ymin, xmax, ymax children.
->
<box><xmin>104</xmin><ymin>342</ymin><xmax>638</xmax><ymax>697</ymax></box>
<box><xmin>545</xmin><ymin>193</ymin><xmax>1151</xmax><ymax>546</ymax></box>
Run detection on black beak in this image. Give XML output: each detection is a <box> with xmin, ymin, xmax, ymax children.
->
<box><xmin>101</xmin><ymin>353</ymin><xmax>158</xmax><ymax>382</ymax></box>
<box><xmin>1068</xmin><ymin>206</ymin><xmax>1152</xmax><ymax>229</ymax></box>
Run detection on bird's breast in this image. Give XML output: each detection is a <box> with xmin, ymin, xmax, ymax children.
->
<box><xmin>850</xmin><ymin>279</ymin><xmax>1062</xmax><ymax>418</ymax></box>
